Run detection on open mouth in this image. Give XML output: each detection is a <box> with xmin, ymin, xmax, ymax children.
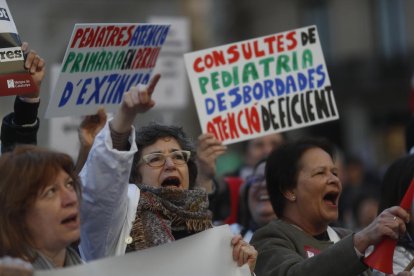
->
<box><xmin>323</xmin><ymin>191</ymin><xmax>339</xmax><ymax>206</ymax></box>
<box><xmin>258</xmin><ymin>193</ymin><xmax>270</xmax><ymax>201</ymax></box>
<box><xmin>61</xmin><ymin>214</ymin><xmax>78</xmax><ymax>225</ymax></box>
<box><xmin>259</xmin><ymin>195</ymin><xmax>270</xmax><ymax>201</ymax></box>
<box><xmin>161</xmin><ymin>176</ymin><xmax>181</xmax><ymax>188</ymax></box>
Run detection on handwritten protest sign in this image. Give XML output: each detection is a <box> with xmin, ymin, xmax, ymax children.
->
<box><xmin>0</xmin><ymin>0</ymin><xmax>37</xmax><ymax>97</ymax></box>
<box><xmin>46</xmin><ymin>23</ymin><xmax>170</xmax><ymax>118</ymax></box>
<box><xmin>184</xmin><ymin>25</ymin><xmax>338</xmax><ymax>145</ymax></box>
<box><xmin>34</xmin><ymin>225</ymin><xmax>250</xmax><ymax>276</ymax></box>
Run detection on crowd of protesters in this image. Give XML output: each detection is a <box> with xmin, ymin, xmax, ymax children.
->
<box><xmin>1</xmin><ymin>41</ymin><xmax>414</xmax><ymax>276</ymax></box>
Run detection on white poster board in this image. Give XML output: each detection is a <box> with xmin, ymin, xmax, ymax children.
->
<box><xmin>47</xmin><ymin>64</ymin><xmax>81</xmax><ymax>160</ymax></box>
<box><xmin>149</xmin><ymin>16</ymin><xmax>190</xmax><ymax>109</ymax></box>
<box><xmin>184</xmin><ymin>25</ymin><xmax>339</xmax><ymax>145</ymax></box>
<box><xmin>46</xmin><ymin>23</ymin><xmax>170</xmax><ymax>118</ymax></box>
<box><xmin>34</xmin><ymin>225</ymin><xmax>250</xmax><ymax>276</ymax></box>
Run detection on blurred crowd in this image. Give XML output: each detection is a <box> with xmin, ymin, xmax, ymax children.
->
<box><xmin>1</xmin><ymin>41</ymin><xmax>414</xmax><ymax>276</ymax></box>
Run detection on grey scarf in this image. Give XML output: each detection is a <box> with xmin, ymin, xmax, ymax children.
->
<box><xmin>32</xmin><ymin>247</ymin><xmax>82</xmax><ymax>270</ymax></box>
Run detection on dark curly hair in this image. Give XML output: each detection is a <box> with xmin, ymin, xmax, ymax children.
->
<box><xmin>129</xmin><ymin>123</ymin><xmax>198</xmax><ymax>189</ymax></box>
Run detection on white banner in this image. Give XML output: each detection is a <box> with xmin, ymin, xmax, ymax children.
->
<box><xmin>184</xmin><ymin>25</ymin><xmax>339</xmax><ymax>145</ymax></box>
<box><xmin>46</xmin><ymin>23</ymin><xmax>170</xmax><ymax>118</ymax></box>
<box><xmin>35</xmin><ymin>225</ymin><xmax>250</xmax><ymax>276</ymax></box>
<box><xmin>149</xmin><ymin>16</ymin><xmax>191</xmax><ymax>109</ymax></box>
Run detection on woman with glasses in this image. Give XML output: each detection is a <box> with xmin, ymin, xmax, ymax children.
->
<box><xmin>231</xmin><ymin>159</ymin><xmax>276</xmax><ymax>242</ymax></box>
<box><xmin>79</xmin><ymin>74</ymin><xmax>257</xmax><ymax>274</ymax></box>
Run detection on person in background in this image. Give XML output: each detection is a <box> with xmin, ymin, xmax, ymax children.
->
<box><xmin>338</xmin><ymin>155</ymin><xmax>380</xmax><ymax>229</ymax></box>
<box><xmin>231</xmin><ymin>158</ymin><xmax>276</xmax><ymax>242</ymax></box>
<box><xmin>79</xmin><ymin>74</ymin><xmax>257</xmax><ymax>274</ymax></box>
<box><xmin>0</xmin><ymin>145</ymin><xmax>82</xmax><ymax>269</ymax></box>
<box><xmin>251</xmin><ymin>138</ymin><xmax>410</xmax><ymax>276</ymax></box>
<box><xmin>210</xmin><ymin>133</ymin><xmax>285</xmax><ymax>224</ymax></box>
<box><xmin>239</xmin><ymin>134</ymin><xmax>285</xmax><ymax>179</ymax></box>
<box><xmin>373</xmin><ymin>154</ymin><xmax>414</xmax><ymax>275</ymax></box>
<box><xmin>1</xmin><ymin>42</ymin><xmax>45</xmax><ymax>154</ymax></box>
<box><xmin>351</xmin><ymin>191</ymin><xmax>380</xmax><ymax>231</ymax></box>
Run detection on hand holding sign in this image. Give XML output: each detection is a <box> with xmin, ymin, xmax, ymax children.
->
<box><xmin>110</xmin><ymin>73</ymin><xmax>160</xmax><ymax>133</ymax></box>
<box><xmin>21</xmin><ymin>42</ymin><xmax>45</xmax><ymax>98</ymax></box>
<box><xmin>362</xmin><ymin>179</ymin><xmax>414</xmax><ymax>274</ymax></box>
<box><xmin>354</xmin><ymin>206</ymin><xmax>409</xmax><ymax>253</ymax></box>
<box><xmin>196</xmin><ymin>133</ymin><xmax>227</xmax><ymax>193</ymax></box>
<box><xmin>0</xmin><ymin>1</ymin><xmax>39</xmax><ymax>97</ymax></box>
<box><xmin>231</xmin><ymin>234</ymin><xmax>258</xmax><ymax>273</ymax></box>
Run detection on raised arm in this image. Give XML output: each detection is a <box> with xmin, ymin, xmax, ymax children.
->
<box><xmin>110</xmin><ymin>74</ymin><xmax>160</xmax><ymax>136</ymax></box>
<box><xmin>0</xmin><ymin>42</ymin><xmax>45</xmax><ymax>153</ymax></box>
<box><xmin>74</xmin><ymin>107</ymin><xmax>107</xmax><ymax>175</ymax></box>
<box><xmin>79</xmin><ymin>75</ymin><xmax>160</xmax><ymax>260</ymax></box>
<box><xmin>195</xmin><ymin>133</ymin><xmax>227</xmax><ymax>193</ymax></box>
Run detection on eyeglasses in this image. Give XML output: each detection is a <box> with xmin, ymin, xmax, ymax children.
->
<box><xmin>140</xmin><ymin>150</ymin><xmax>191</xmax><ymax>167</ymax></box>
<box><xmin>245</xmin><ymin>175</ymin><xmax>265</xmax><ymax>187</ymax></box>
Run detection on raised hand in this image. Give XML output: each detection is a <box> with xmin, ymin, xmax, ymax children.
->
<box><xmin>74</xmin><ymin>108</ymin><xmax>108</xmax><ymax>174</ymax></box>
<box><xmin>21</xmin><ymin>42</ymin><xmax>46</xmax><ymax>97</ymax></box>
<box><xmin>78</xmin><ymin>107</ymin><xmax>107</xmax><ymax>149</ymax></box>
<box><xmin>196</xmin><ymin>133</ymin><xmax>227</xmax><ymax>193</ymax></box>
<box><xmin>111</xmin><ymin>74</ymin><xmax>161</xmax><ymax>133</ymax></box>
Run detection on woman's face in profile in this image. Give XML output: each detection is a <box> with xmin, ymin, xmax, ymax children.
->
<box><xmin>291</xmin><ymin>147</ymin><xmax>342</xmax><ymax>227</ymax></box>
<box><xmin>25</xmin><ymin>169</ymin><xmax>80</xmax><ymax>251</ymax></box>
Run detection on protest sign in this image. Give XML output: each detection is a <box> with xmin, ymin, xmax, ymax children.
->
<box><xmin>45</xmin><ymin>23</ymin><xmax>170</xmax><ymax>118</ymax></box>
<box><xmin>149</xmin><ymin>16</ymin><xmax>191</xmax><ymax>109</ymax></box>
<box><xmin>184</xmin><ymin>25</ymin><xmax>339</xmax><ymax>145</ymax></box>
<box><xmin>0</xmin><ymin>0</ymin><xmax>37</xmax><ymax>97</ymax></box>
<box><xmin>34</xmin><ymin>225</ymin><xmax>250</xmax><ymax>276</ymax></box>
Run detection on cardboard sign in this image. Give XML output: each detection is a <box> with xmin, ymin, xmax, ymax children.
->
<box><xmin>45</xmin><ymin>23</ymin><xmax>170</xmax><ymax>118</ymax></box>
<box><xmin>0</xmin><ymin>0</ymin><xmax>37</xmax><ymax>97</ymax></box>
<box><xmin>34</xmin><ymin>225</ymin><xmax>250</xmax><ymax>276</ymax></box>
<box><xmin>184</xmin><ymin>25</ymin><xmax>339</xmax><ymax>145</ymax></box>
<box><xmin>149</xmin><ymin>16</ymin><xmax>191</xmax><ymax>109</ymax></box>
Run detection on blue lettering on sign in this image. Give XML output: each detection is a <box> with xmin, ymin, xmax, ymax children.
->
<box><xmin>0</xmin><ymin>8</ymin><xmax>10</xmax><ymax>21</ymax></box>
<box><xmin>58</xmin><ymin>82</ymin><xmax>73</xmax><ymax>107</ymax></box>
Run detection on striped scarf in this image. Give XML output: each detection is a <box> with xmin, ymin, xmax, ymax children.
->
<box><xmin>126</xmin><ymin>184</ymin><xmax>212</xmax><ymax>252</ymax></box>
